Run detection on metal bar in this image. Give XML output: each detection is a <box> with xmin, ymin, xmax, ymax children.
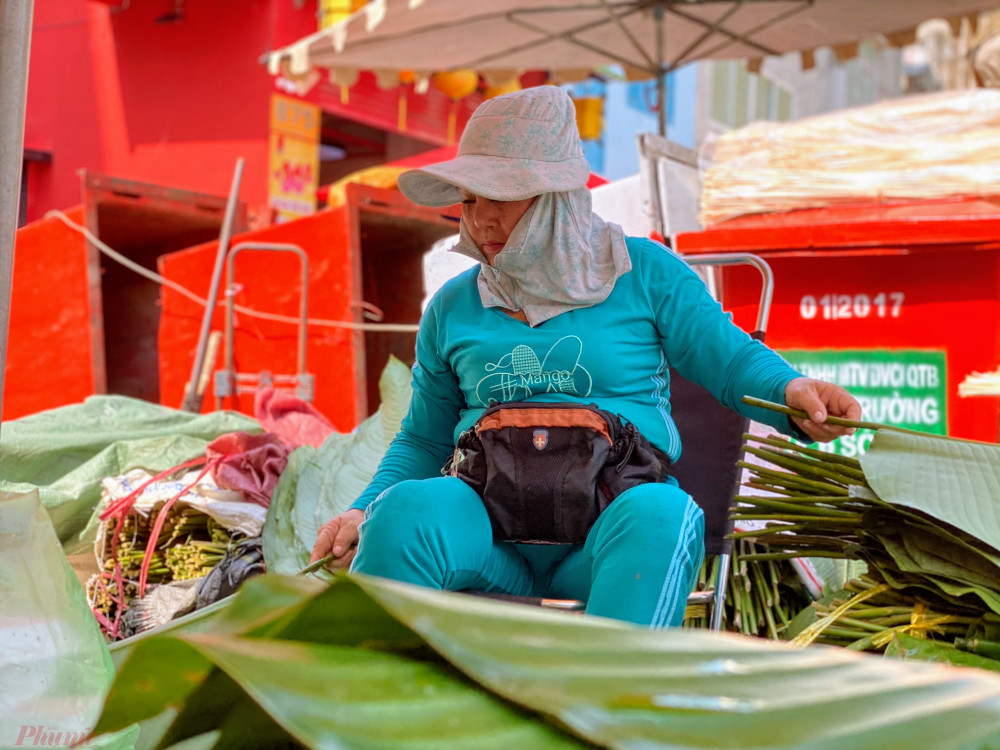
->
<box><xmin>666</xmin><ymin>0</ymin><xmax>809</xmax><ymax>66</ymax></box>
<box><xmin>504</xmin><ymin>12</ymin><xmax>657</xmax><ymax>76</ymax></box>
<box><xmin>0</xmin><ymin>0</ymin><xmax>34</xmax><ymax>430</ymax></box>
<box><xmin>82</xmin><ymin>175</ymin><xmax>108</xmax><ymax>395</ymax></box>
<box><xmin>666</xmin><ymin>0</ymin><xmax>744</xmax><ymax>70</ymax></box>
<box><xmin>310</xmin><ymin>4</ymin><xmax>612</xmax><ymax>53</ymax></box>
<box><xmin>304</xmin><ymin>0</ymin><xmax>761</xmax><ymax>54</ymax></box>
<box><xmin>224</xmin><ymin>241</ymin><xmax>310</xmax><ymax>387</ymax></box>
<box><xmin>684</xmin><ymin>252</ymin><xmax>774</xmax><ymax>333</ymax></box>
<box><xmin>710</xmin><ymin>551</ymin><xmax>731</xmax><ymax>631</ymax></box>
<box><xmin>686</xmin><ymin>589</ymin><xmax>716</xmax><ymax>604</ymax></box>
<box><xmin>276</xmin><ymin>0</ymin><xmax>803</xmax><ymax>77</ymax></box>
<box><xmin>181</xmin><ymin>158</ymin><xmax>244</xmax><ymax>412</ymax></box>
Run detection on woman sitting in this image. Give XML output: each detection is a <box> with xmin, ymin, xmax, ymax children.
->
<box><xmin>311</xmin><ymin>86</ymin><xmax>861</xmax><ymax>629</ymax></box>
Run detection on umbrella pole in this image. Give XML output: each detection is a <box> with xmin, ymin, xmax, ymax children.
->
<box><xmin>0</xmin><ymin>0</ymin><xmax>34</xmax><ymax>433</ymax></box>
<box><xmin>656</xmin><ymin>71</ymin><xmax>667</xmax><ymax>138</ymax></box>
<box><xmin>655</xmin><ymin>2</ymin><xmax>666</xmax><ymax>137</ymax></box>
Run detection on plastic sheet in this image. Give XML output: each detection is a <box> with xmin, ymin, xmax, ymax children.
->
<box><xmin>0</xmin><ymin>490</ymin><xmax>134</xmax><ymax>748</ymax></box>
<box><xmin>0</xmin><ymin>395</ymin><xmax>260</xmax><ymax>554</ymax></box>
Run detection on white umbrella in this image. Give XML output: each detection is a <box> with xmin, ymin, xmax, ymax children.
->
<box><xmin>267</xmin><ymin>0</ymin><xmax>1000</xmax><ymax>133</ymax></box>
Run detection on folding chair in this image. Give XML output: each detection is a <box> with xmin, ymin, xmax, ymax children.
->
<box><xmin>469</xmin><ymin>253</ymin><xmax>774</xmax><ymax>632</ymax></box>
<box><xmin>669</xmin><ymin>252</ymin><xmax>773</xmax><ymax>630</ymax></box>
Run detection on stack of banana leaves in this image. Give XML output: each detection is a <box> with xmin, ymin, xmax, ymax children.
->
<box><xmin>17</xmin><ymin>483</ymin><xmax>1000</xmax><ymax>750</ymax></box>
<box><xmin>727</xmin><ymin>396</ymin><xmax>1000</xmax><ymax>670</ymax></box>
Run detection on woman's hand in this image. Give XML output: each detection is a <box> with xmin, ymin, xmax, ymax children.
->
<box><xmin>784</xmin><ymin>377</ymin><xmax>863</xmax><ymax>443</ymax></box>
<box><xmin>310</xmin><ymin>509</ymin><xmax>366</xmax><ymax>569</ymax></box>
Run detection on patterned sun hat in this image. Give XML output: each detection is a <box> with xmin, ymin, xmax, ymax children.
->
<box><xmin>397</xmin><ymin>86</ymin><xmax>591</xmax><ymax>207</ymax></box>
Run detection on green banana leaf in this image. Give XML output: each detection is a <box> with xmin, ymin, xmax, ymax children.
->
<box><xmin>261</xmin><ymin>355</ymin><xmax>413</xmax><ymax>575</ymax></box>
<box><xmin>262</xmin><ymin>445</ymin><xmax>318</xmax><ymax>575</ymax></box>
<box><xmin>856</xmin><ymin>511</ymin><xmax>1000</xmax><ymax>616</ymax></box>
<box><xmin>366</xmin><ymin>575</ymin><xmax>1000</xmax><ymax>750</ymax></box>
<box><xmin>863</xmin><ymin>510</ymin><xmax>1000</xmax><ymax>590</ymax></box>
<box><xmin>886</xmin><ymin>633</ymin><xmax>1000</xmax><ymax>673</ymax></box>
<box><xmin>0</xmin><ymin>490</ymin><xmax>140</xmax><ymax>750</ymax></box>
<box><xmin>99</xmin><ymin>576</ymin><xmax>580</xmax><ymax>749</ymax></box>
<box><xmin>97</xmin><ymin>573</ymin><xmax>1000</xmax><ymax>750</ymax></box>
<box><xmin>861</xmin><ymin>431</ymin><xmax>1000</xmax><ymax>554</ymax></box>
<box><xmin>291</xmin><ymin>433</ymin><xmax>352</xmax><ymax>565</ymax></box>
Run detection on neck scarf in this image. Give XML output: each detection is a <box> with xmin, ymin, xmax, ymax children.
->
<box><xmin>452</xmin><ymin>188</ymin><xmax>631</xmax><ymax>326</ymax></box>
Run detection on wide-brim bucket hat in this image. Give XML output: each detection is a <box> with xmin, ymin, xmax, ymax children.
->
<box><xmin>397</xmin><ymin>86</ymin><xmax>591</xmax><ymax>207</ymax></box>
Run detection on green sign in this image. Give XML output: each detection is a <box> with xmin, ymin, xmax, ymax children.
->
<box><xmin>777</xmin><ymin>349</ymin><xmax>947</xmax><ymax>458</ymax></box>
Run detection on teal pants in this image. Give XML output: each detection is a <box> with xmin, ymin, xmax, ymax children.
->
<box><xmin>352</xmin><ymin>476</ymin><xmax>705</xmax><ymax>628</ymax></box>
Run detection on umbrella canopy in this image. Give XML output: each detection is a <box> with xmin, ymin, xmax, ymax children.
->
<box><xmin>267</xmin><ymin>0</ymin><xmax>998</xmax><ymax>83</ymax></box>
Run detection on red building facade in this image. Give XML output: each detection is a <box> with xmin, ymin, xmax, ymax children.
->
<box><xmin>10</xmin><ymin>0</ymin><xmax>493</xmax><ymax>421</ymax></box>
<box><xmin>22</xmin><ymin>0</ymin><xmax>482</xmax><ymax>225</ymax></box>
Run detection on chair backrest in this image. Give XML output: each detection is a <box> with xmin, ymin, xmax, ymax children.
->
<box><xmin>671</xmin><ymin>253</ymin><xmax>773</xmax><ymax>557</ymax></box>
<box><xmin>667</xmin><ymin>354</ymin><xmax>752</xmax><ymax>557</ymax></box>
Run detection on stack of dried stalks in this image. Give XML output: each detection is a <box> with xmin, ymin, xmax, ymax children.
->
<box><xmin>699</xmin><ymin>90</ymin><xmax>1000</xmax><ymax>226</ymax></box>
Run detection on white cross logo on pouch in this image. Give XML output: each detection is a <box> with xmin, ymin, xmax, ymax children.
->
<box><xmin>532</xmin><ymin>429</ymin><xmax>549</xmax><ymax>450</ymax></box>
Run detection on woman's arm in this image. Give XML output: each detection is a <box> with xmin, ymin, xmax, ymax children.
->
<box><xmin>312</xmin><ymin>300</ymin><xmax>465</xmax><ymax>567</ymax></box>
<box><xmin>645</xmin><ymin>243</ymin><xmax>858</xmax><ymax>441</ymax></box>
<box><xmin>349</xmin><ymin>298</ymin><xmax>466</xmax><ymax>512</ymax></box>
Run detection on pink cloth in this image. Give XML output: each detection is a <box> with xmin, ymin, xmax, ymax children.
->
<box><xmin>254</xmin><ymin>388</ymin><xmax>336</xmax><ymax>449</ymax></box>
<box><xmin>206</xmin><ymin>431</ymin><xmax>289</xmax><ymax>508</ymax></box>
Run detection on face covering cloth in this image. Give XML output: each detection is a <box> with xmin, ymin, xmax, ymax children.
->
<box><xmin>453</xmin><ymin>187</ymin><xmax>631</xmax><ymax>327</ymax></box>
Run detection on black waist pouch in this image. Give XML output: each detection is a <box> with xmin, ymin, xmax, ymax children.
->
<box><xmin>444</xmin><ymin>402</ymin><xmax>670</xmax><ymax>544</ymax></box>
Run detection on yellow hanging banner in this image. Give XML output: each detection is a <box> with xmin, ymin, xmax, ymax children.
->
<box><xmin>268</xmin><ymin>94</ymin><xmax>321</xmax><ymax>223</ymax></box>
<box><xmin>319</xmin><ymin>0</ymin><xmax>366</xmax><ymax>29</ymax></box>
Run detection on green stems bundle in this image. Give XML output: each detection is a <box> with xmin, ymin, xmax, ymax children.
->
<box><xmin>157</xmin><ymin>506</ymin><xmax>214</xmax><ymax>549</ymax></box>
<box><xmin>165</xmin><ymin>540</ymin><xmax>230</xmax><ymax>581</ymax></box>
<box><xmin>731</xmin><ymin>398</ymin><xmax>1000</xmax><ymax>659</ymax></box>
<box><xmin>94</xmin><ymin>500</ymin><xmax>235</xmax><ymax>637</ymax></box>
<box><xmin>682</xmin><ymin>539</ymin><xmax>811</xmax><ymax>637</ymax></box>
<box><xmin>727</xmin><ymin>539</ymin><xmax>807</xmax><ymax>638</ymax></box>
<box><xmin>728</xmin><ymin>428</ymin><xmax>872</xmax><ymax>563</ymax></box>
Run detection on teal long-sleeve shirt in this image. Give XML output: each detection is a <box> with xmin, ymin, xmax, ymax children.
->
<box><xmin>350</xmin><ymin>237</ymin><xmax>805</xmax><ymax>512</ymax></box>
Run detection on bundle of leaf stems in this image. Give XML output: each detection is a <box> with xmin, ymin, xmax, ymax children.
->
<box><xmin>796</xmin><ymin>575</ymin><xmax>976</xmax><ymax>648</ymax></box>
<box><xmin>732</xmin><ymin>397</ymin><xmax>1000</xmax><ymax>656</ymax></box>
<box><xmin>728</xmin><ymin>538</ymin><xmax>807</xmax><ymax>638</ymax></box>
<box><xmin>728</xmin><ymin>428</ymin><xmax>872</xmax><ymax>564</ymax></box>
<box><xmin>94</xmin><ymin>499</ymin><xmax>233</xmax><ymax>638</ymax></box>
<box><xmin>683</xmin><ymin>539</ymin><xmax>811</xmax><ymax>638</ymax></box>
<box><xmin>165</xmin><ymin>541</ymin><xmax>230</xmax><ymax>581</ymax></box>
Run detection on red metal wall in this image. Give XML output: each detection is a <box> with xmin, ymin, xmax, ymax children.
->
<box><xmin>4</xmin><ymin>208</ymin><xmax>96</xmax><ymax>420</ymax></box>
<box><xmin>23</xmin><ymin>0</ymin><xmax>505</xmax><ymax>226</ymax></box>
<box><xmin>677</xmin><ymin>199</ymin><xmax>1000</xmax><ymax>444</ymax></box>
<box><xmin>24</xmin><ymin>0</ymin><xmax>319</xmax><ymax>223</ymax></box>
<box><xmin>158</xmin><ymin>206</ymin><xmax>359</xmax><ymax>431</ymax></box>
<box><xmin>12</xmin><ymin>0</ymin><xmax>491</xmax><ymax>423</ymax></box>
